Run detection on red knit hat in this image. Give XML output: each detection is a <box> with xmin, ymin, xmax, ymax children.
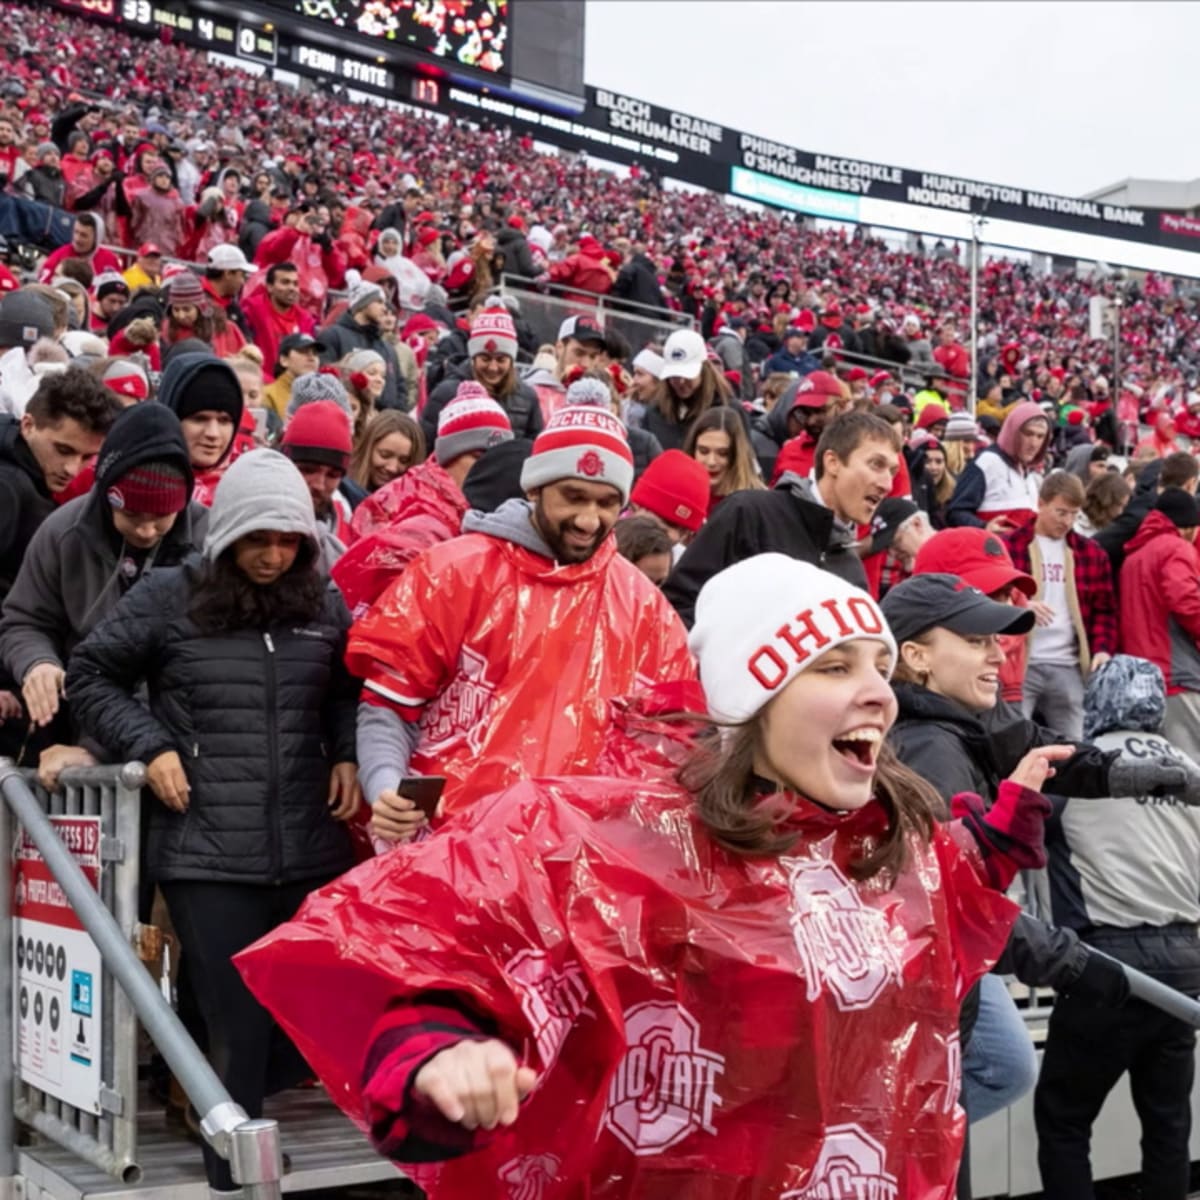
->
<box><xmin>106</xmin><ymin>462</ymin><xmax>189</xmax><ymax>516</ymax></box>
<box><xmin>520</xmin><ymin>406</ymin><xmax>634</xmax><ymax>504</ymax></box>
<box><xmin>435</xmin><ymin>384</ymin><xmax>514</xmax><ymax>465</ymax></box>
<box><xmin>795</xmin><ymin>309</ymin><xmax>817</xmax><ymax>333</ymax></box>
<box><xmin>102</xmin><ymin>359</ymin><xmax>150</xmax><ymax>401</ymax></box>
<box><xmin>629</xmin><ymin>449</ymin><xmax>709</xmax><ymax>533</ymax></box>
<box><xmin>468</xmin><ymin>307</ymin><xmax>518</xmax><ymax>359</ymax></box>
<box><xmin>281</xmin><ymin>400</ymin><xmax>353</xmax><ymax>471</ymax></box>
<box><xmin>917</xmin><ymin>403</ymin><xmax>951</xmax><ymax>430</ymax></box>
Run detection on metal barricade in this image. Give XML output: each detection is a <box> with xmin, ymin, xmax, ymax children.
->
<box><xmin>4</xmin><ymin>762</ymin><xmax>142</xmax><ymax>1182</ymax></box>
<box><xmin>499</xmin><ymin>273</ymin><xmax>693</xmax><ymax>356</ymax></box>
<box><xmin>0</xmin><ymin>759</ymin><xmax>282</xmax><ymax>1200</ymax></box>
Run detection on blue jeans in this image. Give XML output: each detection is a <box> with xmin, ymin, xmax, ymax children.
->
<box><xmin>963</xmin><ymin>973</ymin><xmax>1039</xmax><ymax>1123</ymax></box>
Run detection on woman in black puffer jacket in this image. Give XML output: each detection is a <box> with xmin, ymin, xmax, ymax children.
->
<box><xmin>66</xmin><ymin>448</ymin><xmax>360</xmax><ymax>1194</ymax></box>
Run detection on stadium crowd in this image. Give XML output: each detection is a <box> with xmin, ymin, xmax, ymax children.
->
<box><xmin>3</xmin><ymin>4</ymin><xmax>1200</xmax><ymax>1199</ymax></box>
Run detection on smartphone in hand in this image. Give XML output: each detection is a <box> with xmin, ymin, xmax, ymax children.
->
<box><xmin>398</xmin><ymin>776</ymin><xmax>447</xmax><ymax>819</ymax></box>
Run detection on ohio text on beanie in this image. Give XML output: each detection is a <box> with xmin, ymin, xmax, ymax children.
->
<box><xmin>688</xmin><ymin>554</ymin><xmax>896</xmax><ymax>724</ymax></box>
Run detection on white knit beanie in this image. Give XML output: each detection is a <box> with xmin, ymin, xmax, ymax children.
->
<box><xmin>688</xmin><ymin>554</ymin><xmax>896</xmax><ymax>723</ymax></box>
<box><xmin>203</xmin><ymin>450</ymin><xmax>319</xmax><ymax>562</ymax></box>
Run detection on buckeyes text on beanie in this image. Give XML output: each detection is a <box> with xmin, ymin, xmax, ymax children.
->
<box><xmin>203</xmin><ymin>449</ymin><xmax>319</xmax><ymax>562</ymax></box>
<box><xmin>468</xmin><ymin>307</ymin><xmax>519</xmax><ymax>360</ymax></box>
<box><xmin>519</xmin><ymin>405</ymin><xmax>635</xmax><ymax>505</ymax></box>
<box><xmin>688</xmin><ymin>554</ymin><xmax>897</xmax><ymax>723</ymax></box>
<box><xmin>435</xmin><ymin>385</ymin><xmax>514</xmax><ymax>465</ymax></box>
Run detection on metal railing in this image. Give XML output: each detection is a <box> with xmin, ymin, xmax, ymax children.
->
<box><xmin>499</xmin><ymin>272</ymin><xmax>694</xmax><ymax>356</ymax></box>
<box><xmin>0</xmin><ymin>759</ymin><xmax>283</xmax><ymax>1200</ymax></box>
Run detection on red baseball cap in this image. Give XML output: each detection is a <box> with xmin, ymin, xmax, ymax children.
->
<box><xmin>913</xmin><ymin>528</ymin><xmax>1036</xmax><ymax>598</ymax></box>
<box><xmin>788</xmin><ymin>370</ymin><xmax>843</xmax><ymax>410</ymax></box>
<box><xmin>138</xmin><ymin>243</ymin><xmax>162</xmax><ymax>257</ymax></box>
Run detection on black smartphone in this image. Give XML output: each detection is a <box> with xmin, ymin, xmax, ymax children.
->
<box><xmin>398</xmin><ymin>776</ymin><xmax>447</xmax><ymax>818</ymax></box>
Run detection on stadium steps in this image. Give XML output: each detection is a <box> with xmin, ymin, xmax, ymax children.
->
<box><xmin>15</xmin><ymin>1084</ymin><xmax>402</xmax><ymax>1199</ymax></box>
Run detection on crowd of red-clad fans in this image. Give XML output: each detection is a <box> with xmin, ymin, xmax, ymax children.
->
<box><xmin>7</xmin><ymin>5</ymin><xmax>1200</xmax><ymax>1199</ymax></box>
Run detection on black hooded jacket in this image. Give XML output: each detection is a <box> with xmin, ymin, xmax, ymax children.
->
<box><xmin>0</xmin><ymin>414</ymin><xmax>54</xmax><ymax>604</ymax></box>
<box><xmin>889</xmin><ymin>684</ymin><xmax>1117</xmax><ymax>807</ymax></box>
<box><xmin>494</xmin><ymin>226</ymin><xmax>538</xmax><ymax>280</ymax></box>
<box><xmin>157</xmin><ymin>352</ymin><xmax>245</xmax><ymax>470</ymax></box>
<box><xmin>889</xmin><ymin>682</ymin><xmax>1123</xmax><ymax>1044</ymax></box>
<box><xmin>663</xmin><ymin>473</ymin><xmax>868</xmax><ymax>628</ymax></box>
<box><xmin>0</xmin><ymin>404</ymin><xmax>207</xmax><ymax>705</ymax></box>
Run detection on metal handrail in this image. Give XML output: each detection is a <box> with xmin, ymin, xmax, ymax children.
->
<box><xmin>0</xmin><ymin>759</ymin><xmax>283</xmax><ymax>1199</ymax></box>
<box><xmin>499</xmin><ymin>272</ymin><xmax>695</xmax><ymax>329</ymax></box>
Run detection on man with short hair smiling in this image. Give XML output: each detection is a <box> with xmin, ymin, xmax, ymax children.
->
<box><xmin>348</xmin><ymin>404</ymin><xmax>692</xmax><ymax>842</ymax></box>
<box><xmin>666</xmin><ymin>410</ymin><xmax>901</xmax><ymax>625</ymax></box>
<box><xmin>241</xmin><ymin>261</ymin><xmax>316</xmax><ymax>384</ymax></box>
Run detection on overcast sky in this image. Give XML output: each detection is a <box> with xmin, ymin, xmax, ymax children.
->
<box><xmin>583</xmin><ymin>1</ymin><xmax>1199</xmax><ymax>199</ymax></box>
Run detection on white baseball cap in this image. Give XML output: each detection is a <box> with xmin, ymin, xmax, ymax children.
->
<box><xmin>207</xmin><ymin>244</ymin><xmax>252</xmax><ymax>272</ymax></box>
<box><xmin>659</xmin><ymin>328</ymin><xmax>706</xmax><ymax>382</ymax></box>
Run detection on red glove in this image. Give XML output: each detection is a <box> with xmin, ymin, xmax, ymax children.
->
<box><xmin>951</xmin><ymin>780</ymin><xmax>1051</xmax><ymax>889</ymax></box>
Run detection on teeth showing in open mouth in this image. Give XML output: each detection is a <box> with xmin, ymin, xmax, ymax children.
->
<box><xmin>832</xmin><ymin>728</ymin><xmax>882</xmax><ymax>765</ymax></box>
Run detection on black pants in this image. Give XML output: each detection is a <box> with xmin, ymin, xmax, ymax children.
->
<box><xmin>1034</xmin><ymin>991</ymin><xmax>1196</xmax><ymax>1200</ymax></box>
<box><xmin>161</xmin><ymin>879</ymin><xmax>324</xmax><ymax>1191</ymax></box>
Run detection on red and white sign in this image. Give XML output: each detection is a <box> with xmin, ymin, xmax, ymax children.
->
<box><xmin>12</xmin><ymin>816</ymin><xmax>104</xmax><ymax>1114</ymax></box>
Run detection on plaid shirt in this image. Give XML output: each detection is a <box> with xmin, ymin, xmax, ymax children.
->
<box><xmin>1005</xmin><ymin>518</ymin><xmax>1119</xmax><ymax>658</ymax></box>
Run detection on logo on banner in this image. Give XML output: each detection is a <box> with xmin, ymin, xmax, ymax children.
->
<box><xmin>420</xmin><ymin>645</ymin><xmax>496</xmax><ymax>754</ymax></box>
<box><xmin>783</xmin><ymin>858</ymin><xmax>902</xmax><ymax>1010</ymax></box>
<box><xmin>506</xmin><ymin>949</ymin><xmax>591</xmax><ymax>1070</ymax></box>
<box><xmin>603</xmin><ymin>1001</ymin><xmax>724</xmax><ymax>1156</ymax></box>
<box><xmin>782</xmin><ymin>1124</ymin><xmax>899</xmax><ymax>1199</ymax></box>
<box><xmin>498</xmin><ymin>1153</ymin><xmax>561</xmax><ymax>1200</ymax></box>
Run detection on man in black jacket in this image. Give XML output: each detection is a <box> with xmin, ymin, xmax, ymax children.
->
<box><xmin>665</xmin><ymin>410</ymin><xmax>900</xmax><ymax>626</ymax></box>
<box><xmin>0</xmin><ymin>367</ymin><xmax>121</xmax><ymax>602</ymax></box>
<box><xmin>0</xmin><ymin>366</ymin><xmax>121</xmax><ymax>753</ymax></box>
<box><xmin>611</xmin><ymin>241</ymin><xmax>667</xmax><ymax>312</ymax></box>
<box><xmin>0</xmin><ymin>403</ymin><xmax>204</xmax><ymax>784</ymax></box>
<box><xmin>1095</xmin><ymin>450</ymin><xmax>1198</xmax><ymax>571</ymax></box>
<box><xmin>319</xmin><ymin>281</ymin><xmax>405</xmax><ymax>410</ymax></box>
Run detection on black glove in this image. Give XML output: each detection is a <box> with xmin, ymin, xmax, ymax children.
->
<box><xmin>1108</xmin><ymin>755</ymin><xmax>1200</xmax><ymax>805</ymax></box>
<box><xmin>1063</xmin><ymin>949</ymin><xmax>1131</xmax><ymax>1007</ymax></box>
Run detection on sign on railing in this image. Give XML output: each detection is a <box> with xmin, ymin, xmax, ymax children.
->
<box><xmin>13</xmin><ymin>816</ymin><xmax>104</xmax><ymax>1114</ymax></box>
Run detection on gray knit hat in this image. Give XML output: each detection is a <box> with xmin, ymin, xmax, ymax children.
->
<box><xmin>343</xmin><ymin>348</ymin><xmax>385</xmax><ymax>374</ymax></box>
<box><xmin>287</xmin><ymin>369</ymin><xmax>352</xmax><ymax>418</ymax></box>
<box><xmin>349</xmin><ymin>282</ymin><xmax>385</xmax><ymax>315</ymax></box>
<box><xmin>203</xmin><ymin>449</ymin><xmax>318</xmax><ymax>562</ymax></box>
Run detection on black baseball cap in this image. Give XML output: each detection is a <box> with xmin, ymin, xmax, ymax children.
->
<box><xmin>558</xmin><ymin>314</ymin><xmax>605</xmax><ymax>346</ymax></box>
<box><xmin>881</xmin><ymin>573</ymin><xmax>1035</xmax><ymax>645</ymax></box>
<box><xmin>278</xmin><ymin>333</ymin><xmax>325</xmax><ymax>357</ymax></box>
<box><xmin>868</xmin><ymin>498</ymin><xmax>920</xmax><ymax>553</ymax></box>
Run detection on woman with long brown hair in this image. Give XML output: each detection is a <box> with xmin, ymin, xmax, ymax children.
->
<box><xmin>683</xmin><ymin>406</ymin><xmax>764</xmax><ymax>513</ymax></box>
<box><xmin>642</xmin><ymin>327</ymin><xmax>745</xmax><ymax>450</ymax></box>
<box><xmin>239</xmin><ymin>554</ymin><xmax>1057</xmax><ymax>1200</ymax></box>
<box><xmin>349</xmin><ymin>410</ymin><xmax>427</xmax><ymax>493</ymax></box>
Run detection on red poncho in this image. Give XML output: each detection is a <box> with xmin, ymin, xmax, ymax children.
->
<box><xmin>345</xmin><ymin>530</ymin><xmax>695</xmax><ymax>819</ymax></box>
<box><xmin>238</xmin><ymin>702</ymin><xmax>1019</xmax><ymax>1200</ymax></box>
